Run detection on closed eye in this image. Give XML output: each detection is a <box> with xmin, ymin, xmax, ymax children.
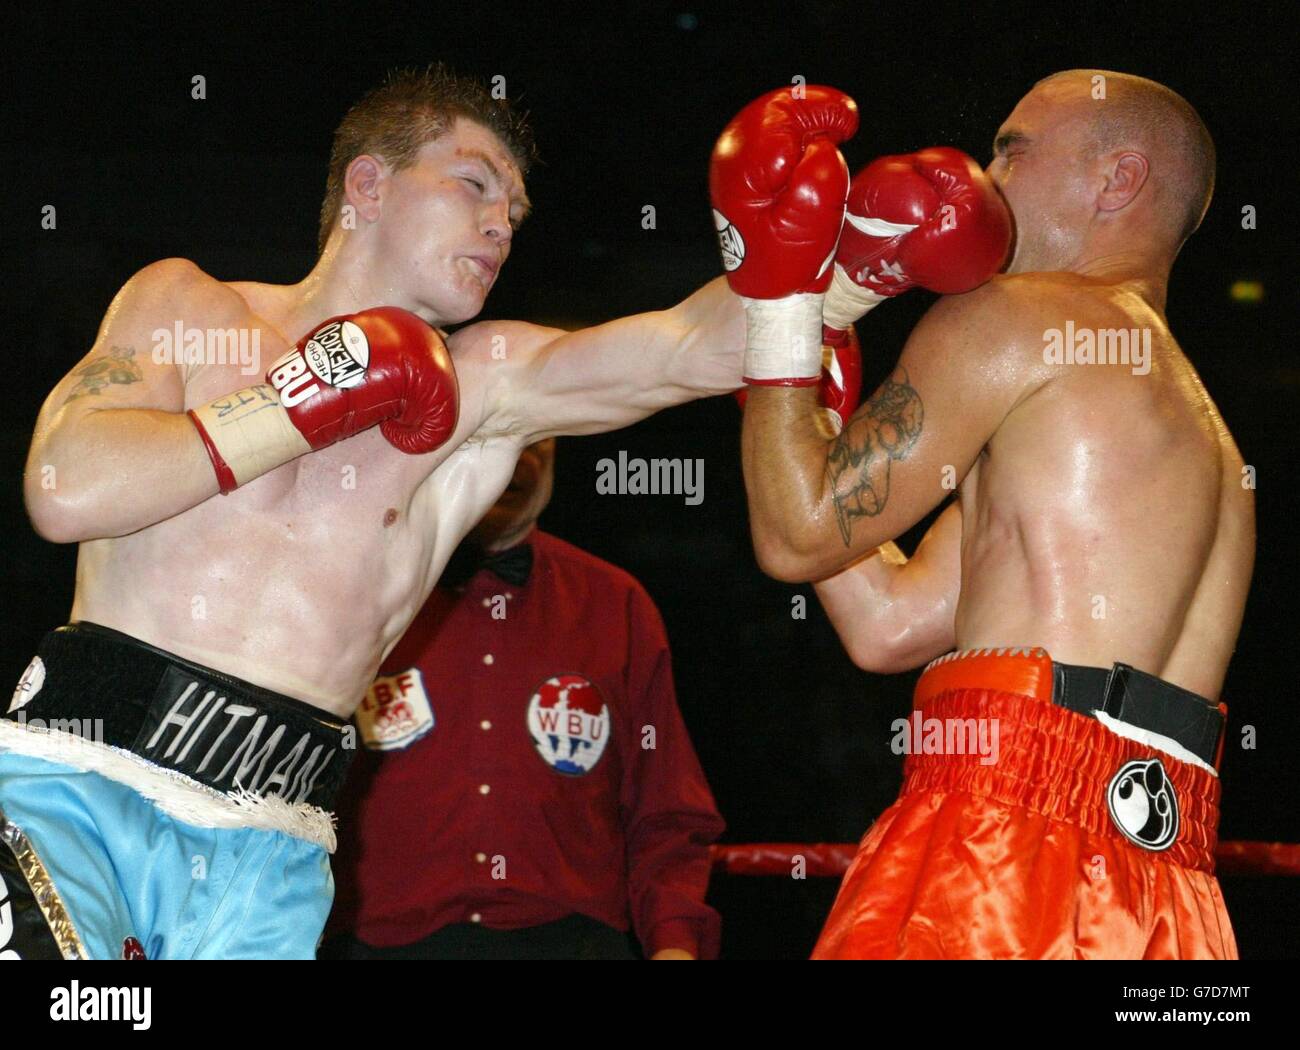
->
<box><xmin>993</xmin><ymin>132</ymin><xmax>1029</xmax><ymax>160</ymax></box>
<box><xmin>462</xmin><ymin>177</ymin><xmax>485</xmax><ymax>192</ymax></box>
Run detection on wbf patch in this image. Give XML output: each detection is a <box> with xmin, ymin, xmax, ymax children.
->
<box><xmin>356</xmin><ymin>669</ymin><xmax>434</xmax><ymax>751</ymax></box>
<box><xmin>1107</xmin><ymin>757</ymin><xmax>1179</xmax><ymax>851</ymax></box>
<box><xmin>527</xmin><ymin>674</ymin><xmax>610</xmax><ymax>776</ymax></box>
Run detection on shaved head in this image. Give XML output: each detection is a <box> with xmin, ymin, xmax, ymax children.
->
<box><xmin>987</xmin><ymin>69</ymin><xmax>1216</xmax><ymax>273</ymax></box>
<box><xmin>1041</xmin><ymin>70</ymin><xmax>1215</xmax><ymax>243</ymax></box>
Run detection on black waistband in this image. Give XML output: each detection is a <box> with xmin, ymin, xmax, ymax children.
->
<box><xmin>3</xmin><ymin>622</ymin><xmax>352</xmax><ymax>810</ymax></box>
<box><xmin>1052</xmin><ymin>660</ymin><xmax>1223</xmax><ymax>766</ymax></box>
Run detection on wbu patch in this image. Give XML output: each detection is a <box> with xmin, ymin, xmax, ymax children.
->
<box><xmin>1107</xmin><ymin>757</ymin><xmax>1179</xmax><ymax>851</ymax></box>
<box><xmin>527</xmin><ymin>674</ymin><xmax>610</xmax><ymax>776</ymax></box>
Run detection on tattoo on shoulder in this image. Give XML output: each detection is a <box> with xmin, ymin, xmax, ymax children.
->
<box><xmin>63</xmin><ymin>346</ymin><xmax>142</xmax><ymax>404</ymax></box>
<box><xmin>825</xmin><ymin>370</ymin><xmax>924</xmax><ymax>545</ymax></box>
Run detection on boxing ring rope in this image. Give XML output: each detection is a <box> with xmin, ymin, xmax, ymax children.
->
<box><xmin>710</xmin><ymin>841</ymin><xmax>1300</xmax><ymax>878</ymax></box>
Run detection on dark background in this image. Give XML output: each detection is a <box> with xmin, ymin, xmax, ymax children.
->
<box><xmin>5</xmin><ymin>2</ymin><xmax>1296</xmax><ymax>958</ymax></box>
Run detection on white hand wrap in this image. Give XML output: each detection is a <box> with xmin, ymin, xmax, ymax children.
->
<box><xmin>739</xmin><ymin>292</ymin><xmax>825</xmax><ymax>385</ymax></box>
<box><xmin>189</xmin><ymin>385</ymin><xmax>310</xmax><ymax>491</ymax></box>
<box><xmin>822</xmin><ymin>264</ymin><xmax>888</xmax><ymax>332</ymax></box>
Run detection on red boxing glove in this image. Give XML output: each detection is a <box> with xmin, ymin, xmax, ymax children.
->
<box><xmin>818</xmin><ymin>324</ymin><xmax>863</xmax><ymax>433</ymax></box>
<box><xmin>823</xmin><ymin>147</ymin><xmax>1012</xmax><ymax>332</ymax></box>
<box><xmin>267</xmin><ymin>308</ymin><xmax>458</xmax><ymax>453</ymax></box>
<box><xmin>710</xmin><ymin>85</ymin><xmax>859</xmax><ymax>386</ymax></box>
<box><xmin>189</xmin><ymin>307</ymin><xmax>459</xmax><ymax>493</ymax></box>
<box><xmin>711</xmin><ymin>85</ymin><xmax>859</xmax><ymax>298</ymax></box>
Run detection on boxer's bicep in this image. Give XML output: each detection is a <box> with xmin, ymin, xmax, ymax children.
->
<box><xmin>824</xmin><ymin>287</ymin><xmax>1035</xmax><ymax>555</ymax></box>
<box><xmin>33</xmin><ymin>259</ymin><xmax>208</xmax><ymax>441</ymax></box>
<box><xmin>880</xmin><ymin>500</ymin><xmax>963</xmax><ymax>666</ymax></box>
<box><xmin>26</xmin><ymin>260</ymin><xmax>217</xmax><ymax>540</ymax></box>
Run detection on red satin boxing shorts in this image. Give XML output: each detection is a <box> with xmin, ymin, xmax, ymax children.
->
<box><xmin>813</xmin><ymin>648</ymin><xmax>1237</xmax><ymax>959</ymax></box>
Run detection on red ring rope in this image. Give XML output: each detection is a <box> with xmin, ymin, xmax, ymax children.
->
<box><xmin>710</xmin><ymin>841</ymin><xmax>1300</xmax><ymax>877</ymax></box>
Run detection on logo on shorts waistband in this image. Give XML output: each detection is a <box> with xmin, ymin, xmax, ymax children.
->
<box><xmin>8</xmin><ymin>657</ymin><xmax>45</xmax><ymax>714</ymax></box>
<box><xmin>1107</xmin><ymin>757</ymin><xmax>1179</xmax><ymax>851</ymax></box>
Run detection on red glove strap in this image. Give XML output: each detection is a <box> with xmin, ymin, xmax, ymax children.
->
<box><xmin>187</xmin><ymin>409</ymin><xmax>239</xmax><ymax>494</ymax></box>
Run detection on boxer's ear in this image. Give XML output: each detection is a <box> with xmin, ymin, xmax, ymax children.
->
<box><xmin>344</xmin><ymin>154</ymin><xmax>385</xmax><ymax>226</ymax></box>
<box><xmin>1097</xmin><ymin>152</ymin><xmax>1149</xmax><ymax>214</ymax></box>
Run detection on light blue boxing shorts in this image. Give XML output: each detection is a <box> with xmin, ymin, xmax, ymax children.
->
<box><xmin>0</xmin><ymin>623</ymin><xmax>350</xmax><ymax>960</ymax></box>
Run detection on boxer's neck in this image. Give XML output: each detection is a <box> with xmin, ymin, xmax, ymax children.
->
<box><xmin>278</xmin><ymin>236</ymin><xmax>451</xmax><ymax>338</ymax></box>
<box><xmin>1070</xmin><ymin>246</ymin><xmax>1172</xmax><ymax>313</ymax></box>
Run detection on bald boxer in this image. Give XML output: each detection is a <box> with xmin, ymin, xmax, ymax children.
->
<box><xmin>720</xmin><ymin>72</ymin><xmax>1251</xmax><ymax>958</ymax></box>
<box><xmin>1</xmin><ymin>66</ymin><xmax>743</xmax><ymax>959</ymax></box>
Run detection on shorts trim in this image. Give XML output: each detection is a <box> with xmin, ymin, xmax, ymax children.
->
<box><xmin>0</xmin><ymin>719</ymin><xmax>336</xmax><ymax>852</ymax></box>
<box><xmin>0</xmin><ymin>804</ymin><xmax>89</xmax><ymax>960</ymax></box>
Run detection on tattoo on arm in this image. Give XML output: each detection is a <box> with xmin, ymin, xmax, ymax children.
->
<box><xmin>62</xmin><ymin>346</ymin><xmax>142</xmax><ymax>405</ymax></box>
<box><xmin>825</xmin><ymin>370</ymin><xmax>924</xmax><ymax>545</ymax></box>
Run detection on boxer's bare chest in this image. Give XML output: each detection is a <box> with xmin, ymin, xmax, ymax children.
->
<box><xmin>78</xmin><ymin>312</ymin><xmax>450</xmax><ymax>663</ymax></box>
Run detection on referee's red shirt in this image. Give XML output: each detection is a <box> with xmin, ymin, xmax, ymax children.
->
<box><xmin>329</xmin><ymin>530</ymin><xmax>724</xmax><ymax>957</ymax></box>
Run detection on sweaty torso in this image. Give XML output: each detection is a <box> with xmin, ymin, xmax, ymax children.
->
<box><xmin>72</xmin><ymin>281</ymin><xmax>526</xmax><ymax>716</ymax></box>
<box><xmin>954</xmin><ymin>275</ymin><xmax>1253</xmax><ymax>699</ymax></box>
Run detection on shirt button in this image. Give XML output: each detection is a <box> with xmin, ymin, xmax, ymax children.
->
<box><xmin>479</xmin><ymin>784</ymin><xmax>491</xmax><ymax>795</ymax></box>
<box><xmin>469</xmin><ymin>912</ymin><xmax>482</xmax><ymax>924</ymax></box>
<box><xmin>482</xmin><ymin>653</ymin><xmax>494</xmax><ymax>665</ymax></box>
<box><xmin>480</xmin><ymin>720</ymin><xmax>492</xmax><ymax>731</ymax></box>
<box><xmin>475</xmin><ymin>852</ymin><xmax>487</xmax><ymax>863</ymax></box>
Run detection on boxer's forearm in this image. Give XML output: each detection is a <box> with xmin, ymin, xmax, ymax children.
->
<box><xmin>662</xmin><ymin>277</ymin><xmax>746</xmax><ymax>395</ymax></box>
<box><xmin>815</xmin><ymin>543</ymin><xmax>948</xmax><ymax>673</ymax></box>
<box><xmin>814</xmin><ymin>545</ymin><xmax>911</xmax><ymax>670</ymax></box>
<box><xmin>813</xmin><ymin>505</ymin><xmax>961</xmax><ymax>671</ymax></box>
<box><xmin>505</xmin><ymin>278</ymin><xmax>744</xmax><ymax>442</ymax></box>
<box><xmin>742</xmin><ymin>386</ymin><xmax>845</xmax><ymax>580</ymax></box>
<box><xmin>25</xmin><ymin>408</ymin><xmax>218</xmax><ymax>542</ymax></box>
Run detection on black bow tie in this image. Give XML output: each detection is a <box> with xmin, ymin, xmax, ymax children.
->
<box><xmin>481</xmin><ymin>542</ymin><xmax>534</xmax><ymax>586</ymax></box>
<box><xmin>440</xmin><ymin>539</ymin><xmax>534</xmax><ymax>589</ymax></box>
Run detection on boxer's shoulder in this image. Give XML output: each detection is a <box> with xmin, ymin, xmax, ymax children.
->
<box><xmin>920</xmin><ymin>272</ymin><xmax>1149</xmax><ymax>374</ymax></box>
<box><xmin>907</xmin><ymin>274</ymin><xmax>1063</xmax><ymax>382</ymax></box>
<box><xmin>110</xmin><ymin>257</ymin><xmax>252</xmax><ymax>331</ymax></box>
<box><xmin>932</xmin><ymin>272</ymin><xmax>1088</xmax><ymax>326</ymax></box>
<box><xmin>958</xmin><ymin>271</ymin><xmax>1150</xmax><ymax>329</ymax></box>
<box><xmin>443</xmin><ymin>320</ymin><xmax>569</xmax><ymax>436</ymax></box>
<box><xmin>122</xmin><ymin>256</ymin><xmax>208</xmax><ymax>293</ymax></box>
